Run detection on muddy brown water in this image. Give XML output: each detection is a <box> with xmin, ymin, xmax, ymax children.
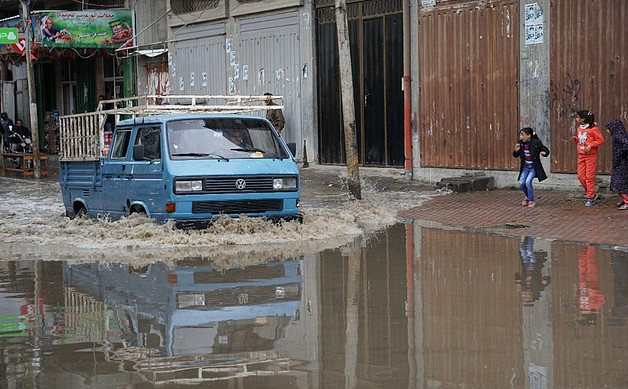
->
<box><xmin>0</xmin><ymin>225</ymin><xmax>626</xmax><ymax>388</ymax></box>
<box><xmin>0</xmin><ymin>171</ymin><xmax>626</xmax><ymax>388</ymax></box>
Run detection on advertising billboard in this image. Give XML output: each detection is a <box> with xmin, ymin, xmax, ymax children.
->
<box><xmin>36</xmin><ymin>10</ymin><xmax>133</xmax><ymax>48</ymax></box>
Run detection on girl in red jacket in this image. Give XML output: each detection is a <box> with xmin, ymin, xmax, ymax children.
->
<box><xmin>571</xmin><ymin>110</ymin><xmax>605</xmax><ymax>206</ymax></box>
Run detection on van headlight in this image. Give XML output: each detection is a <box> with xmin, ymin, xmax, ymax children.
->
<box><xmin>175</xmin><ymin>180</ymin><xmax>203</xmax><ymax>193</ymax></box>
<box><xmin>273</xmin><ymin>177</ymin><xmax>297</xmax><ymax>190</ymax></box>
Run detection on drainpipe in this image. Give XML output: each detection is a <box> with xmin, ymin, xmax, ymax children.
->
<box><xmin>403</xmin><ymin>0</ymin><xmax>412</xmax><ymax>180</ymax></box>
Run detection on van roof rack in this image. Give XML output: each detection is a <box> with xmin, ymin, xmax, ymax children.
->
<box><xmin>58</xmin><ymin>94</ymin><xmax>283</xmax><ymax>161</ymax></box>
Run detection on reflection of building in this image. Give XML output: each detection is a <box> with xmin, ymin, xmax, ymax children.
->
<box><xmin>413</xmin><ymin>228</ymin><xmax>525</xmax><ymax>387</ymax></box>
<box><xmin>408</xmin><ymin>223</ymin><xmax>627</xmax><ymax>388</ymax></box>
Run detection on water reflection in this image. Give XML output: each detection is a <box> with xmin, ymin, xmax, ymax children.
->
<box><xmin>0</xmin><ymin>225</ymin><xmax>627</xmax><ymax>388</ymax></box>
<box><xmin>577</xmin><ymin>246</ymin><xmax>606</xmax><ymax>326</ymax></box>
<box><xmin>515</xmin><ymin>237</ymin><xmax>551</xmax><ymax>305</ymax></box>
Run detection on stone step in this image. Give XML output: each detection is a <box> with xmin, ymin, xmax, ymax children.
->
<box><xmin>436</xmin><ymin>175</ymin><xmax>495</xmax><ymax>192</ymax></box>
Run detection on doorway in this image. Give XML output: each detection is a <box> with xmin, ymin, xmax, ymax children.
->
<box><xmin>316</xmin><ymin>0</ymin><xmax>404</xmax><ymax>166</ymax></box>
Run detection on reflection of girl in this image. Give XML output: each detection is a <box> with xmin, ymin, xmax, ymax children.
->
<box><xmin>515</xmin><ymin>237</ymin><xmax>550</xmax><ymax>305</ymax></box>
<box><xmin>41</xmin><ymin>16</ymin><xmax>61</xmax><ymax>41</ymax></box>
<box><xmin>577</xmin><ymin>246</ymin><xmax>606</xmax><ymax>326</ymax></box>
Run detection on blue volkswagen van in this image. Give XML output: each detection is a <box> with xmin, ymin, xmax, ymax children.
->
<box><xmin>59</xmin><ymin>113</ymin><xmax>301</xmax><ymax>227</ymax></box>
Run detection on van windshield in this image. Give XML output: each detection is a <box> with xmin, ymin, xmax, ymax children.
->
<box><xmin>167</xmin><ymin>118</ymin><xmax>289</xmax><ymax>160</ymax></box>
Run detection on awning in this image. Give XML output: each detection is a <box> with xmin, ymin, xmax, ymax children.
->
<box><xmin>137</xmin><ymin>48</ymin><xmax>167</xmax><ymax>58</ymax></box>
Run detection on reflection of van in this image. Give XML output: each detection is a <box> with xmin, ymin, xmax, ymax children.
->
<box><xmin>59</xmin><ymin>97</ymin><xmax>301</xmax><ymax>227</ymax></box>
<box><xmin>63</xmin><ymin>260</ymin><xmax>301</xmax><ymax>356</ymax></box>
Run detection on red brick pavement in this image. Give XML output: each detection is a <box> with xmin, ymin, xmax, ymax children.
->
<box><xmin>399</xmin><ymin>190</ymin><xmax>628</xmax><ymax>247</ymax></box>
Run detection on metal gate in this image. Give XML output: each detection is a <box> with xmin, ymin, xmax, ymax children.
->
<box><xmin>418</xmin><ymin>0</ymin><xmax>519</xmax><ymax>170</ymax></box>
<box><xmin>316</xmin><ymin>0</ymin><xmax>404</xmax><ymax>166</ymax></box>
<box><xmin>549</xmin><ymin>0</ymin><xmax>628</xmax><ymax>174</ymax></box>
<box><xmin>169</xmin><ymin>22</ymin><xmax>227</xmax><ymax>95</ymax></box>
<box><xmin>239</xmin><ymin>11</ymin><xmax>303</xmax><ymax>154</ymax></box>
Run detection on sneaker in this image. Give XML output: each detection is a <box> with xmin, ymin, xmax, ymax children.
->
<box><xmin>618</xmin><ymin>201</ymin><xmax>625</xmax><ymax>207</ymax></box>
<box><xmin>619</xmin><ymin>204</ymin><xmax>628</xmax><ymax>210</ymax></box>
<box><xmin>528</xmin><ymin>201</ymin><xmax>536</xmax><ymax>208</ymax></box>
<box><xmin>521</xmin><ymin>198</ymin><xmax>529</xmax><ymax>206</ymax></box>
<box><xmin>585</xmin><ymin>199</ymin><xmax>595</xmax><ymax>207</ymax></box>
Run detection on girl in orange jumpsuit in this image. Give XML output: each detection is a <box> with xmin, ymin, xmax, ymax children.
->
<box><xmin>571</xmin><ymin>110</ymin><xmax>605</xmax><ymax>206</ymax></box>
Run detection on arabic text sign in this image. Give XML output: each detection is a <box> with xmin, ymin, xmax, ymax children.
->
<box><xmin>37</xmin><ymin>10</ymin><xmax>133</xmax><ymax>48</ymax></box>
<box><xmin>0</xmin><ymin>28</ymin><xmax>19</xmax><ymax>44</ymax></box>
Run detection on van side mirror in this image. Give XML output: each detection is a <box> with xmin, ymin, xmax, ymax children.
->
<box><xmin>133</xmin><ymin>144</ymin><xmax>145</xmax><ymax>160</ymax></box>
<box><xmin>287</xmin><ymin>142</ymin><xmax>296</xmax><ymax>157</ymax></box>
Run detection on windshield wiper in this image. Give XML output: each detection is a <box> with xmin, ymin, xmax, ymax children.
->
<box><xmin>172</xmin><ymin>152</ymin><xmax>210</xmax><ymax>157</ymax></box>
<box><xmin>208</xmin><ymin>153</ymin><xmax>229</xmax><ymax>161</ymax></box>
<box><xmin>172</xmin><ymin>152</ymin><xmax>229</xmax><ymax>161</ymax></box>
<box><xmin>230</xmin><ymin>147</ymin><xmax>266</xmax><ymax>153</ymax></box>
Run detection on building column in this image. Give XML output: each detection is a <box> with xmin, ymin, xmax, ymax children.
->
<box><xmin>519</xmin><ymin>0</ymin><xmax>551</xmax><ymax>172</ymax></box>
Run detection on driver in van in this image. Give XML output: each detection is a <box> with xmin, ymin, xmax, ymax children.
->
<box><xmin>229</xmin><ymin>129</ymin><xmax>250</xmax><ymax>148</ymax></box>
<box><xmin>141</xmin><ymin>130</ymin><xmax>161</xmax><ymax>159</ymax></box>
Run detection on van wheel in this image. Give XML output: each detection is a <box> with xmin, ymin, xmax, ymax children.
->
<box><xmin>74</xmin><ymin>206</ymin><xmax>87</xmax><ymax>219</ymax></box>
<box><xmin>130</xmin><ymin>205</ymin><xmax>147</xmax><ymax>217</ymax></box>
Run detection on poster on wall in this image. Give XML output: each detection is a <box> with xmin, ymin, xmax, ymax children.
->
<box><xmin>524</xmin><ymin>3</ymin><xmax>544</xmax><ymax>45</ymax></box>
<box><xmin>35</xmin><ymin>10</ymin><xmax>133</xmax><ymax>48</ymax></box>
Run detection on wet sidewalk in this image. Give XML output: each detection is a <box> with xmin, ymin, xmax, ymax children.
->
<box><xmin>301</xmin><ymin>165</ymin><xmax>628</xmax><ymax>249</ymax></box>
<box><xmin>399</xmin><ymin>189</ymin><xmax>628</xmax><ymax>249</ymax></box>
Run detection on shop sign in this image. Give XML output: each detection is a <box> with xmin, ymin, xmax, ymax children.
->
<box><xmin>11</xmin><ymin>38</ymin><xmax>26</xmax><ymax>54</ymax></box>
<box><xmin>0</xmin><ymin>28</ymin><xmax>18</xmax><ymax>44</ymax></box>
<box><xmin>35</xmin><ymin>10</ymin><xmax>133</xmax><ymax>48</ymax></box>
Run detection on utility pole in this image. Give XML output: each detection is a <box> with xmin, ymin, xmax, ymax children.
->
<box><xmin>20</xmin><ymin>0</ymin><xmax>41</xmax><ymax>178</ymax></box>
<box><xmin>402</xmin><ymin>0</ymin><xmax>412</xmax><ymax>180</ymax></box>
<box><xmin>335</xmin><ymin>0</ymin><xmax>361</xmax><ymax>200</ymax></box>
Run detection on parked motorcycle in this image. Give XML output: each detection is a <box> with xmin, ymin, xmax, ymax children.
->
<box><xmin>6</xmin><ymin>131</ymin><xmax>33</xmax><ymax>169</ymax></box>
<box><xmin>8</xmin><ymin>131</ymin><xmax>32</xmax><ymax>154</ymax></box>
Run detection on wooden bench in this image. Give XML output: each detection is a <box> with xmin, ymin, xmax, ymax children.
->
<box><xmin>1</xmin><ymin>153</ymin><xmax>49</xmax><ymax>177</ymax></box>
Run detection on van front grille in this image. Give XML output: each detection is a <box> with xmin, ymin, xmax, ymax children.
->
<box><xmin>192</xmin><ymin>199</ymin><xmax>282</xmax><ymax>214</ymax></box>
<box><xmin>203</xmin><ymin>176</ymin><xmax>274</xmax><ymax>193</ymax></box>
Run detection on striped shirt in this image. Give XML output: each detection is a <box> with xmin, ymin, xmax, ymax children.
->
<box><xmin>523</xmin><ymin>142</ymin><xmax>533</xmax><ymax>164</ymax></box>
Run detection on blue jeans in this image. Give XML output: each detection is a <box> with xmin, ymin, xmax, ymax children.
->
<box><xmin>519</xmin><ymin>164</ymin><xmax>536</xmax><ymax>201</ymax></box>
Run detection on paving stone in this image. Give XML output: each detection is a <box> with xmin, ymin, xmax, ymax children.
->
<box><xmin>399</xmin><ymin>189</ymin><xmax>628</xmax><ymax>248</ymax></box>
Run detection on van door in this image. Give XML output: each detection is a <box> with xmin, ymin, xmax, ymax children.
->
<box><xmin>102</xmin><ymin>128</ymin><xmax>132</xmax><ymax>218</ymax></box>
<box><xmin>128</xmin><ymin>126</ymin><xmax>164</xmax><ymax>215</ymax></box>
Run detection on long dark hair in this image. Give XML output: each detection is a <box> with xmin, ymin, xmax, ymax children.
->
<box><xmin>577</xmin><ymin>110</ymin><xmax>595</xmax><ymax>128</ymax></box>
<box><xmin>520</xmin><ymin>127</ymin><xmax>540</xmax><ymax>141</ymax></box>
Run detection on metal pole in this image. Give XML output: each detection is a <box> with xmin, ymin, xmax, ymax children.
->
<box><xmin>405</xmin><ymin>222</ymin><xmax>417</xmax><ymax>389</ymax></box>
<box><xmin>20</xmin><ymin>0</ymin><xmax>41</xmax><ymax>178</ymax></box>
<box><xmin>335</xmin><ymin>0</ymin><xmax>361</xmax><ymax>200</ymax></box>
<box><xmin>344</xmin><ymin>247</ymin><xmax>361</xmax><ymax>389</ymax></box>
<box><xmin>403</xmin><ymin>0</ymin><xmax>412</xmax><ymax>180</ymax></box>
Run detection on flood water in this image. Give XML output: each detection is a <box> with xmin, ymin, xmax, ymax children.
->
<box><xmin>1</xmin><ymin>175</ymin><xmax>627</xmax><ymax>388</ymax></box>
<box><xmin>1</xmin><ymin>225</ymin><xmax>627</xmax><ymax>388</ymax></box>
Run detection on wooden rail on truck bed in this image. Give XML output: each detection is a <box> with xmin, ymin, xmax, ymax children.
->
<box><xmin>58</xmin><ymin>94</ymin><xmax>284</xmax><ymax>162</ymax></box>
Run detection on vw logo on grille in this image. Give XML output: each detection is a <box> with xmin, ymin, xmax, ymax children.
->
<box><xmin>235</xmin><ymin>179</ymin><xmax>247</xmax><ymax>190</ymax></box>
